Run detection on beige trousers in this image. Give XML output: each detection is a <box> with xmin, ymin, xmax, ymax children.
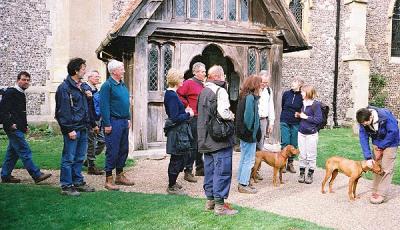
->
<box><xmin>372</xmin><ymin>146</ymin><xmax>398</xmax><ymax>196</ymax></box>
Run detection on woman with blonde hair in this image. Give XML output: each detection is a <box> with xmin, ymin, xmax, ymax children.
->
<box><xmin>163</xmin><ymin>68</ymin><xmax>194</xmax><ymax>195</ymax></box>
<box><xmin>296</xmin><ymin>84</ymin><xmax>323</xmax><ymax>184</ymax></box>
<box><xmin>235</xmin><ymin>75</ymin><xmax>263</xmax><ymax>194</ymax></box>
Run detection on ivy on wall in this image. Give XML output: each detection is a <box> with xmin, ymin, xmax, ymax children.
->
<box><xmin>369</xmin><ymin>73</ymin><xmax>387</xmax><ymax>108</ymax></box>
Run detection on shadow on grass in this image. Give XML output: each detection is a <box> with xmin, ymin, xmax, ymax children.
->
<box><xmin>0</xmin><ymin>184</ymin><xmax>328</xmax><ymax>230</ymax></box>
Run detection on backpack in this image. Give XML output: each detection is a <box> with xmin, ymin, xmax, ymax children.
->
<box><xmin>0</xmin><ymin>88</ymin><xmax>9</xmax><ymax>125</ymax></box>
<box><xmin>93</xmin><ymin>91</ymin><xmax>101</xmax><ymax>118</ymax></box>
<box><xmin>312</xmin><ymin>101</ymin><xmax>329</xmax><ymax>131</ymax></box>
<box><xmin>207</xmin><ymin>88</ymin><xmax>235</xmax><ymax>142</ymax></box>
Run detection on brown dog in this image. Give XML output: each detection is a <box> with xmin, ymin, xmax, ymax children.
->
<box><xmin>251</xmin><ymin>145</ymin><xmax>300</xmax><ymax>187</ymax></box>
<box><xmin>321</xmin><ymin>156</ymin><xmax>384</xmax><ymax>201</ymax></box>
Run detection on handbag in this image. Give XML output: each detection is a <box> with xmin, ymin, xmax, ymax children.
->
<box><xmin>207</xmin><ymin>87</ymin><xmax>234</xmax><ymax>142</ymax></box>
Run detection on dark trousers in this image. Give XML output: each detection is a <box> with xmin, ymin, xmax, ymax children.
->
<box><xmin>168</xmin><ymin>154</ymin><xmax>185</xmax><ymax>187</ymax></box>
<box><xmin>87</xmin><ymin>121</ymin><xmax>105</xmax><ymax>166</ymax></box>
<box><xmin>280</xmin><ymin>122</ymin><xmax>299</xmax><ymax>163</ymax></box>
<box><xmin>203</xmin><ymin>147</ymin><xmax>233</xmax><ymax>200</ymax></box>
<box><xmin>1</xmin><ymin>130</ymin><xmax>41</xmax><ymax>180</ymax></box>
<box><xmin>104</xmin><ymin>118</ymin><xmax>129</xmax><ymax>173</ymax></box>
<box><xmin>184</xmin><ymin>117</ymin><xmax>204</xmax><ymax>173</ymax></box>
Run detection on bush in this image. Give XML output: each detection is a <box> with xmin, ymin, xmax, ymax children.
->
<box><xmin>369</xmin><ymin>73</ymin><xmax>387</xmax><ymax>107</ymax></box>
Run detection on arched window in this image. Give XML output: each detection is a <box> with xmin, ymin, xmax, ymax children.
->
<box><xmin>289</xmin><ymin>0</ymin><xmax>303</xmax><ymax>29</ymax></box>
<box><xmin>215</xmin><ymin>0</ymin><xmax>224</xmax><ymax>20</ymax></box>
<box><xmin>228</xmin><ymin>0</ymin><xmax>237</xmax><ymax>21</ymax></box>
<box><xmin>148</xmin><ymin>44</ymin><xmax>159</xmax><ymax>91</ymax></box>
<box><xmin>203</xmin><ymin>0</ymin><xmax>211</xmax><ymax>19</ymax></box>
<box><xmin>241</xmin><ymin>0</ymin><xmax>249</xmax><ymax>21</ymax></box>
<box><xmin>190</xmin><ymin>0</ymin><xmax>198</xmax><ymax>18</ymax></box>
<box><xmin>176</xmin><ymin>0</ymin><xmax>185</xmax><ymax>17</ymax></box>
<box><xmin>163</xmin><ymin>45</ymin><xmax>173</xmax><ymax>90</ymax></box>
<box><xmin>248</xmin><ymin>48</ymin><xmax>257</xmax><ymax>75</ymax></box>
<box><xmin>392</xmin><ymin>0</ymin><xmax>400</xmax><ymax>57</ymax></box>
<box><xmin>260</xmin><ymin>49</ymin><xmax>269</xmax><ymax>71</ymax></box>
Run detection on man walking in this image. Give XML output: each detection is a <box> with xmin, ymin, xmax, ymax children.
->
<box><xmin>0</xmin><ymin>71</ymin><xmax>52</xmax><ymax>184</ymax></box>
<box><xmin>55</xmin><ymin>58</ymin><xmax>95</xmax><ymax>196</ymax></box>
<box><xmin>177</xmin><ymin>62</ymin><xmax>206</xmax><ymax>182</ymax></box>
<box><xmin>197</xmin><ymin>65</ymin><xmax>237</xmax><ymax>215</ymax></box>
<box><xmin>100</xmin><ymin>59</ymin><xmax>134</xmax><ymax>190</ymax></box>
<box><xmin>81</xmin><ymin>70</ymin><xmax>105</xmax><ymax>175</ymax></box>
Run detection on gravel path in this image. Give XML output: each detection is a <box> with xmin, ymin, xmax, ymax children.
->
<box><xmin>7</xmin><ymin>152</ymin><xmax>400</xmax><ymax>230</ymax></box>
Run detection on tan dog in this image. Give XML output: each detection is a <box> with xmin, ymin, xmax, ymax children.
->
<box><xmin>321</xmin><ymin>156</ymin><xmax>384</xmax><ymax>201</ymax></box>
<box><xmin>251</xmin><ymin>145</ymin><xmax>300</xmax><ymax>187</ymax></box>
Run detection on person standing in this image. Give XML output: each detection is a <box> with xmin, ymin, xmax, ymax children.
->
<box><xmin>280</xmin><ymin>77</ymin><xmax>304</xmax><ymax>173</ymax></box>
<box><xmin>55</xmin><ymin>58</ymin><xmax>95</xmax><ymax>196</ymax></box>
<box><xmin>236</xmin><ymin>75</ymin><xmax>262</xmax><ymax>194</ymax></box>
<box><xmin>257</xmin><ymin>70</ymin><xmax>275</xmax><ymax>150</ymax></box>
<box><xmin>0</xmin><ymin>71</ymin><xmax>52</xmax><ymax>184</ymax></box>
<box><xmin>81</xmin><ymin>70</ymin><xmax>105</xmax><ymax>175</ymax></box>
<box><xmin>296</xmin><ymin>85</ymin><xmax>322</xmax><ymax>184</ymax></box>
<box><xmin>356</xmin><ymin>107</ymin><xmax>399</xmax><ymax>204</ymax></box>
<box><xmin>197</xmin><ymin>65</ymin><xmax>238</xmax><ymax>215</ymax></box>
<box><xmin>164</xmin><ymin>68</ymin><xmax>194</xmax><ymax>195</ymax></box>
<box><xmin>100</xmin><ymin>59</ymin><xmax>134</xmax><ymax>191</ymax></box>
<box><xmin>177</xmin><ymin>62</ymin><xmax>206</xmax><ymax>182</ymax></box>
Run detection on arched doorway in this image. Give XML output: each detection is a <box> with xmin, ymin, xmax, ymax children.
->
<box><xmin>184</xmin><ymin>44</ymin><xmax>240</xmax><ymax>113</ymax></box>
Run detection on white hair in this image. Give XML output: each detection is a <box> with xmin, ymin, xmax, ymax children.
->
<box><xmin>84</xmin><ymin>70</ymin><xmax>99</xmax><ymax>79</ymax></box>
<box><xmin>107</xmin><ymin>59</ymin><xmax>124</xmax><ymax>74</ymax></box>
<box><xmin>192</xmin><ymin>62</ymin><xmax>205</xmax><ymax>74</ymax></box>
<box><xmin>259</xmin><ymin>70</ymin><xmax>270</xmax><ymax>79</ymax></box>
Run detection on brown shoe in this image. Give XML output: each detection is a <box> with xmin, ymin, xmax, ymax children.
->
<box><xmin>286</xmin><ymin>162</ymin><xmax>296</xmax><ymax>173</ymax></box>
<box><xmin>166</xmin><ymin>184</ymin><xmax>186</xmax><ymax>195</ymax></box>
<box><xmin>88</xmin><ymin>166</ymin><xmax>104</xmax><ymax>175</ymax></box>
<box><xmin>115</xmin><ymin>172</ymin><xmax>135</xmax><ymax>186</ymax></box>
<box><xmin>205</xmin><ymin>199</ymin><xmax>215</xmax><ymax>211</ymax></box>
<box><xmin>104</xmin><ymin>176</ymin><xmax>120</xmax><ymax>191</ymax></box>
<box><xmin>34</xmin><ymin>173</ymin><xmax>52</xmax><ymax>184</ymax></box>
<box><xmin>184</xmin><ymin>172</ymin><xmax>197</xmax><ymax>183</ymax></box>
<box><xmin>214</xmin><ymin>203</ymin><xmax>238</xmax><ymax>216</ymax></box>
<box><xmin>1</xmin><ymin>175</ymin><xmax>21</xmax><ymax>183</ymax></box>
<box><xmin>238</xmin><ymin>184</ymin><xmax>257</xmax><ymax>194</ymax></box>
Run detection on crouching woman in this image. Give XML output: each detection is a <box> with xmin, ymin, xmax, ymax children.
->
<box><xmin>164</xmin><ymin>68</ymin><xmax>194</xmax><ymax>195</ymax></box>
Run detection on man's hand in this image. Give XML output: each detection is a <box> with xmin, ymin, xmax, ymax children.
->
<box><xmin>85</xmin><ymin>90</ymin><xmax>92</xmax><ymax>98</ymax></box>
<box><xmin>68</xmin><ymin>130</ymin><xmax>77</xmax><ymax>140</ymax></box>
<box><xmin>104</xmin><ymin>126</ymin><xmax>112</xmax><ymax>134</ymax></box>
<box><xmin>267</xmin><ymin>125</ymin><xmax>273</xmax><ymax>134</ymax></box>
<box><xmin>366</xmin><ymin>159</ymin><xmax>375</xmax><ymax>168</ymax></box>
<box><xmin>374</xmin><ymin>147</ymin><xmax>384</xmax><ymax>161</ymax></box>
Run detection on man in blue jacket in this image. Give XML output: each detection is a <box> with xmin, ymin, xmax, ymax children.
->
<box><xmin>356</xmin><ymin>107</ymin><xmax>399</xmax><ymax>204</ymax></box>
<box><xmin>55</xmin><ymin>58</ymin><xmax>95</xmax><ymax>196</ymax></box>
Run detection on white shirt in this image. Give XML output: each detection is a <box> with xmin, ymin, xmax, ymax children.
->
<box><xmin>258</xmin><ymin>87</ymin><xmax>275</xmax><ymax>126</ymax></box>
<box><xmin>205</xmin><ymin>82</ymin><xmax>235</xmax><ymax>121</ymax></box>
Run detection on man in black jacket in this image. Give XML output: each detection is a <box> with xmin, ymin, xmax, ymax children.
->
<box><xmin>55</xmin><ymin>58</ymin><xmax>95</xmax><ymax>196</ymax></box>
<box><xmin>0</xmin><ymin>71</ymin><xmax>52</xmax><ymax>184</ymax></box>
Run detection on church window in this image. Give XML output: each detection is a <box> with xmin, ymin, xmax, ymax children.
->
<box><xmin>289</xmin><ymin>0</ymin><xmax>303</xmax><ymax>29</ymax></box>
<box><xmin>241</xmin><ymin>0</ymin><xmax>249</xmax><ymax>21</ymax></box>
<box><xmin>203</xmin><ymin>0</ymin><xmax>211</xmax><ymax>19</ymax></box>
<box><xmin>248</xmin><ymin>48</ymin><xmax>257</xmax><ymax>75</ymax></box>
<box><xmin>163</xmin><ymin>45</ymin><xmax>173</xmax><ymax>90</ymax></box>
<box><xmin>392</xmin><ymin>0</ymin><xmax>400</xmax><ymax>57</ymax></box>
<box><xmin>215</xmin><ymin>0</ymin><xmax>225</xmax><ymax>20</ymax></box>
<box><xmin>260</xmin><ymin>49</ymin><xmax>269</xmax><ymax>71</ymax></box>
<box><xmin>190</xmin><ymin>0</ymin><xmax>199</xmax><ymax>18</ymax></box>
<box><xmin>176</xmin><ymin>0</ymin><xmax>186</xmax><ymax>17</ymax></box>
<box><xmin>148</xmin><ymin>44</ymin><xmax>159</xmax><ymax>91</ymax></box>
<box><xmin>228</xmin><ymin>0</ymin><xmax>237</xmax><ymax>21</ymax></box>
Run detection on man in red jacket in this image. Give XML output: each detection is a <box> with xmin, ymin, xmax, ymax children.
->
<box><xmin>177</xmin><ymin>62</ymin><xmax>205</xmax><ymax>182</ymax></box>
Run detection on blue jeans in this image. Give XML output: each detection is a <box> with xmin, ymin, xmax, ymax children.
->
<box><xmin>237</xmin><ymin>140</ymin><xmax>256</xmax><ymax>186</ymax></box>
<box><xmin>104</xmin><ymin>118</ymin><xmax>129</xmax><ymax>172</ymax></box>
<box><xmin>1</xmin><ymin>130</ymin><xmax>41</xmax><ymax>179</ymax></box>
<box><xmin>280</xmin><ymin>122</ymin><xmax>299</xmax><ymax>162</ymax></box>
<box><xmin>60</xmin><ymin>130</ymin><xmax>88</xmax><ymax>187</ymax></box>
<box><xmin>203</xmin><ymin>147</ymin><xmax>233</xmax><ymax>200</ymax></box>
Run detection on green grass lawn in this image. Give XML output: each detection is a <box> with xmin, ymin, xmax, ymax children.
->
<box><xmin>0</xmin><ymin>184</ymin><xmax>328</xmax><ymax>230</ymax></box>
<box><xmin>0</xmin><ymin>134</ymin><xmax>134</xmax><ymax>170</ymax></box>
<box><xmin>318</xmin><ymin>128</ymin><xmax>400</xmax><ymax>184</ymax></box>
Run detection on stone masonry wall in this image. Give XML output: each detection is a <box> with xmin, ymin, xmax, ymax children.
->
<box><xmin>0</xmin><ymin>0</ymin><xmax>50</xmax><ymax>115</ymax></box>
<box><xmin>366</xmin><ymin>0</ymin><xmax>400</xmax><ymax>117</ymax></box>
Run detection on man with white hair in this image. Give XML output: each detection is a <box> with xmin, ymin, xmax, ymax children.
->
<box><xmin>177</xmin><ymin>62</ymin><xmax>206</xmax><ymax>182</ymax></box>
<box><xmin>257</xmin><ymin>70</ymin><xmax>275</xmax><ymax>150</ymax></box>
<box><xmin>100</xmin><ymin>59</ymin><xmax>134</xmax><ymax>190</ymax></box>
<box><xmin>197</xmin><ymin>65</ymin><xmax>238</xmax><ymax>216</ymax></box>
